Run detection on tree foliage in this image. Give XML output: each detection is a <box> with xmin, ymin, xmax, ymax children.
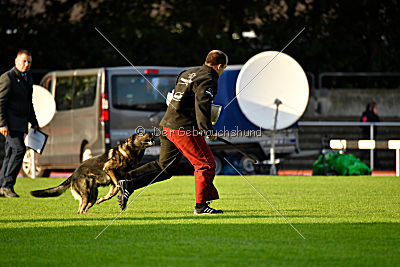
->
<box><xmin>1</xmin><ymin>0</ymin><xmax>399</xmax><ymax>74</ymax></box>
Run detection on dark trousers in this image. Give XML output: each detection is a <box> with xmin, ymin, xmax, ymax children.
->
<box><xmin>127</xmin><ymin>132</ymin><xmax>182</xmax><ymax>190</ymax></box>
<box><xmin>0</xmin><ymin>131</ymin><xmax>26</xmax><ymax>188</ymax></box>
<box><xmin>127</xmin><ymin>127</ymin><xmax>219</xmax><ymax>203</ymax></box>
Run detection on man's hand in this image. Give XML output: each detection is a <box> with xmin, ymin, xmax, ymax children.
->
<box><xmin>33</xmin><ymin>125</ymin><xmax>39</xmax><ymax>133</ymax></box>
<box><xmin>0</xmin><ymin>126</ymin><xmax>8</xmax><ymax>137</ymax></box>
<box><xmin>206</xmin><ymin>134</ymin><xmax>218</xmax><ymax>141</ymax></box>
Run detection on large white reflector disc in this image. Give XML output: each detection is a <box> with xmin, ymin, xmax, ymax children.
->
<box><xmin>32</xmin><ymin>85</ymin><xmax>56</xmax><ymax>127</ymax></box>
<box><xmin>236</xmin><ymin>51</ymin><xmax>309</xmax><ymax>130</ymax></box>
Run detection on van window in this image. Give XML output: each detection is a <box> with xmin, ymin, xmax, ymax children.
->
<box><xmin>72</xmin><ymin>75</ymin><xmax>97</xmax><ymax>109</ymax></box>
<box><xmin>111</xmin><ymin>75</ymin><xmax>176</xmax><ymax>111</ymax></box>
<box><xmin>40</xmin><ymin>76</ymin><xmax>52</xmax><ymax>92</ymax></box>
<box><xmin>55</xmin><ymin>76</ymin><xmax>73</xmax><ymax>111</ymax></box>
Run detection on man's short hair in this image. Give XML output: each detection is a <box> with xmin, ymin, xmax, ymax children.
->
<box><xmin>205</xmin><ymin>50</ymin><xmax>227</xmax><ymax>66</ymax></box>
<box><xmin>17</xmin><ymin>49</ymin><xmax>32</xmax><ymax>57</ymax></box>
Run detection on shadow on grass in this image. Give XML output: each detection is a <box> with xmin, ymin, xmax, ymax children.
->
<box><xmin>0</xmin><ymin>223</ymin><xmax>399</xmax><ymax>266</ymax></box>
<box><xmin>0</xmin><ymin>212</ymin><xmax>338</xmax><ymax>224</ymax></box>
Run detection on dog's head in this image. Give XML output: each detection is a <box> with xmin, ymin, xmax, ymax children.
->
<box><xmin>126</xmin><ymin>132</ymin><xmax>155</xmax><ymax>149</ymax></box>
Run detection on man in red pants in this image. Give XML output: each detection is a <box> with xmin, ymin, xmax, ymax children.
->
<box><xmin>118</xmin><ymin>50</ymin><xmax>228</xmax><ymax>214</ymax></box>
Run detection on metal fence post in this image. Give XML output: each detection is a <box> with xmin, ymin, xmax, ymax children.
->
<box><xmin>31</xmin><ymin>149</ymin><xmax>36</xmax><ymax>178</ymax></box>
<box><xmin>396</xmin><ymin>149</ymin><xmax>400</xmax><ymax>177</ymax></box>
<box><xmin>370</xmin><ymin>124</ymin><xmax>374</xmax><ymax>171</ymax></box>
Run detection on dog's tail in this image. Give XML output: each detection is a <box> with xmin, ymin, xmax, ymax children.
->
<box><xmin>30</xmin><ymin>175</ymin><xmax>73</xmax><ymax>198</ymax></box>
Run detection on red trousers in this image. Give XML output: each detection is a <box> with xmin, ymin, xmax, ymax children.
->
<box><xmin>163</xmin><ymin>127</ymin><xmax>219</xmax><ymax>203</ymax></box>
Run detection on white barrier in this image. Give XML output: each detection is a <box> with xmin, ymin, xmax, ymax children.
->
<box><xmin>330</xmin><ymin>139</ymin><xmax>400</xmax><ymax>176</ymax></box>
<box><xmin>299</xmin><ymin>121</ymin><xmax>400</xmax><ymax>171</ymax></box>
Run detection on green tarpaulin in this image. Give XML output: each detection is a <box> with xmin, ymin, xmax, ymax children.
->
<box><xmin>312</xmin><ymin>152</ymin><xmax>371</xmax><ymax>175</ymax></box>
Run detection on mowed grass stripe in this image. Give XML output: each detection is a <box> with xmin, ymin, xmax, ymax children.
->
<box><xmin>0</xmin><ymin>175</ymin><xmax>399</xmax><ymax>266</ymax></box>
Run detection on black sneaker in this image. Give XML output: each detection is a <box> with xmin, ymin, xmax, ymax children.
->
<box><xmin>0</xmin><ymin>187</ymin><xmax>19</xmax><ymax>198</ymax></box>
<box><xmin>194</xmin><ymin>204</ymin><xmax>223</xmax><ymax>214</ymax></box>
<box><xmin>118</xmin><ymin>180</ymin><xmax>134</xmax><ymax>211</ymax></box>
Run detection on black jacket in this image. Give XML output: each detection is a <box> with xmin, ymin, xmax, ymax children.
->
<box><xmin>360</xmin><ymin>110</ymin><xmax>380</xmax><ymax>138</ymax></box>
<box><xmin>160</xmin><ymin>65</ymin><xmax>219</xmax><ymax>134</ymax></box>
<box><xmin>0</xmin><ymin>67</ymin><xmax>38</xmax><ymax>133</ymax></box>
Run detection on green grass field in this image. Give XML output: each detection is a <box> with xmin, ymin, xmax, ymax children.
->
<box><xmin>1</xmin><ymin>175</ymin><xmax>399</xmax><ymax>266</ymax></box>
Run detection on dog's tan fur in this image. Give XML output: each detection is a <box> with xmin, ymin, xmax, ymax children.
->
<box><xmin>30</xmin><ymin>133</ymin><xmax>154</xmax><ymax>214</ymax></box>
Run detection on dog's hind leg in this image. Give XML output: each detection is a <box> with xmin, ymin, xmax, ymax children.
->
<box><xmin>84</xmin><ymin>187</ymin><xmax>98</xmax><ymax>213</ymax></box>
<box><xmin>71</xmin><ymin>187</ymin><xmax>84</xmax><ymax>214</ymax></box>
<box><xmin>77</xmin><ymin>188</ymin><xmax>90</xmax><ymax>214</ymax></box>
<box><xmin>72</xmin><ymin>181</ymin><xmax>90</xmax><ymax>214</ymax></box>
<box><xmin>77</xmin><ymin>203</ymin><xmax>84</xmax><ymax>214</ymax></box>
<box><xmin>78</xmin><ymin>197</ymin><xmax>88</xmax><ymax>214</ymax></box>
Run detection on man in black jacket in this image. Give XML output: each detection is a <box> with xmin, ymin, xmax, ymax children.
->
<box><xmin>118</xmin><ymin>50</ymin><xmax>227</xmax><ymax>214</ymax></box>
<box><xmin>0</xmin><ymin>50</ymin><xmax>39</xmax><ymax>197</ymax></box>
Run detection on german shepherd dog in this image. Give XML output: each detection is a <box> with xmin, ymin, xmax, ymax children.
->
<box><xmin>30</xmin><ymin>133</ymin><xmax>154</xmax><ymax>214</ymax></box>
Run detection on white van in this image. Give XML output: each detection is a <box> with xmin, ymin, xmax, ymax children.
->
<box><xmin>21</xmin><ymin>65</ymin><xmax>300</xmax><ymax>177</ymax></box>
<box><xmin>22</xmin><ymin>66</ymin><xmax>184</xmax><ymax>177</ymax></box>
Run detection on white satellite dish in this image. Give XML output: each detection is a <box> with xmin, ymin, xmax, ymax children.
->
<box><xmin>32</xmin><ymin>85</ymin><xmax>56</xmax><ymax>127</ymax></box>
<box><xmin>236</xmin><ymin>51</ymin><xmax>309</xmax><ymax>130</ymax></box>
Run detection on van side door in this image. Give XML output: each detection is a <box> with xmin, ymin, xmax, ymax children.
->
<box><xmin>51</xmin><ymin>75</ymin><xmax>74</xmax><ymax>165</ymax></box>
<box><xmin>71</xmin><ymin>74</ymin><xmax>98</xmax><ymax>164</ymax></box>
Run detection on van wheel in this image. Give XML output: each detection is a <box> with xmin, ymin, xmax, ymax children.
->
<box><xmin>214</xmin><ymin>155</ymin><xmax>223</xmax><ymax>175</ymax></box>
<box><xmin>21</xmin><ymin>149</ymin><xmax>50</xmax><ymax>178</ymax></box>
<box><xmin>81</xmin><ymin>145</ymin><xmax>93</xmax><ymax>162</ymax></box>
<box><xmin>239</xmin><ymin>154</ymin><xmax>259</xmax><ymax>174</ymax></box>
